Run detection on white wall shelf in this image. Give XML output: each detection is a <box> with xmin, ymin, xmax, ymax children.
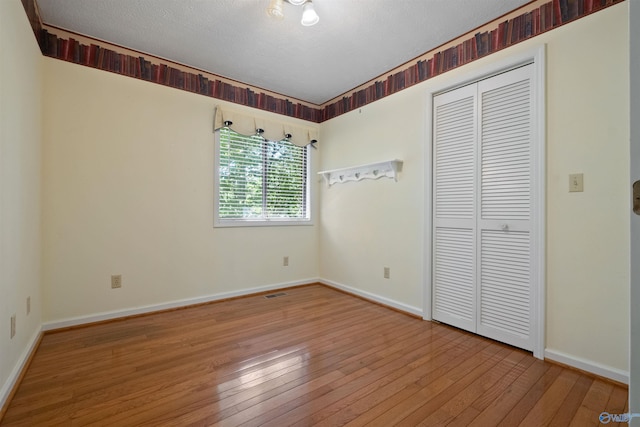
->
<box><xmin>318</xmin><ymin>159</ymin><xmax>403</xmax><ymax>187</ymax></box>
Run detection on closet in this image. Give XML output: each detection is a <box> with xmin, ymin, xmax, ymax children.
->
<box><xmin>432</xmin><ymin>63</ymin><xmax>540</xmax><ymax>352</ymax></box>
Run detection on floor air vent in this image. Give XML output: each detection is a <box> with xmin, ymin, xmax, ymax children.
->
<box><xmin>264</xmin><ymin>292</ymin><xmax>287</xmax><ymax>299</ymax></box>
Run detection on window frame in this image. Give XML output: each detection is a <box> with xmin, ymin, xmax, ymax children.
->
<box><xmin>214</xmin><ymin>128</ymin><xmax>313</xmax><ymax>228</ymax></box>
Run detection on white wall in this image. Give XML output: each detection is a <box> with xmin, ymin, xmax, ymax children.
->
<box><xmin>0</xmin><ymin>0</ymin><xmax>43</xmax><ymax>407</ymax></box>
<box><xmin>318</xmin><ymin>88</ymin><xmax>426</xmax><ymax>315</ymax></box>
<box><xmin>544</xmin><ymin>4</ymin><xmax>629</xmax><ymax>377</ymax></box>
<box><xmin>320</xmin><ymin>3</ymin><xmax>630</xmax><ymax>377</ymax></box>
<box><xmin>42</xmin><ymin>60</ymin><xmax>320</xmax><ymax>324</ymax></box>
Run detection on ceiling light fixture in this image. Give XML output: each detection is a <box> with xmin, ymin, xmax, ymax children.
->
<box><xmin>266</xmin><ymin>0</ymin><xmax>319</xmax><ymax>26</ymax></box>
<box><xmin>300</xmin><ymin>1</ymin><xmax>319</xmax><ymax>26</ymax></box>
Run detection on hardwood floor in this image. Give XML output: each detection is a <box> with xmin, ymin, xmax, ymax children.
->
<box><xmin>1</xmin><ymin>284</ymin><xmax>628</xmax><ymax>426</ymax></box>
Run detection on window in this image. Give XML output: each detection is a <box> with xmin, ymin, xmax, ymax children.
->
<box><xmin>214</xmin><ymin>127</ymin><xmax>311</xmax><ymax>226</ymax></box>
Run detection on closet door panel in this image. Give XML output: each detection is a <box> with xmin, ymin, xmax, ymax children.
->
<box><xmin>480</xmin><ymin>72</ymin><xmax>532</xmax><ymax>221</ymax></box>
<box><xmin>477</xmin><ymin>65</ymin><xmax>535</xmax><ymax>351</ymax></box>
<box><xmin>432</xmin><ymin>64</ymin><xmax>538</xmax><ymax>352</ymax></box>
<box><xmin>433</xmin><ymin>227</ymin><xmax>475</xmax><ymax>327</ymax></box>
<box><xmin>432</xmin><ymin>85</ymin><xmax>477</xmax><ymax>332</ymax></box>
<box><xmin>477</xmin><ymin>229</ymin><xmax>532</xmax><ymax>348</ymax></box>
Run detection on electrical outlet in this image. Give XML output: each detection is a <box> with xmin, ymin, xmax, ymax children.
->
<box><xmin>384</xmin><ymin>267</ymin><xmax>390</xmax><ymax>279</ymax></box>
<box><xmin>10</xmin><ymin>314</ymin><xmax>16</xmax><ymax>339</ymax></box>
<box><xmin>111</xmin><ymin>275</ymin><xmax>122</xmax><ymax>289</ymax></box>
<box><xmin>283</xmin><ymin>256</ymin><xmax>289</xmax><ymax>267</ymax></box>
<box><xmin>27</xmin><ymin>296</ymin><xmax>31</xmax><ymax>315</ymax></box>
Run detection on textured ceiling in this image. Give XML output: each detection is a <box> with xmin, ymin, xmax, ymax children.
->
<box><xmin>37</xmin><ymin>0</ymin><xmax>531</xmax><ymax>105</ymax></box>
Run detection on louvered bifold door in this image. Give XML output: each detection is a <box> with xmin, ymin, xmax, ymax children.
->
<box><xmin>432</xmin><ymin>84</ymin><xmax>478</xmax><ymax>332</ymax></box>
<box><xmin>476</xmin><ymin>64</ymin><xmax>535</xmax><ymax>351</ymax></box>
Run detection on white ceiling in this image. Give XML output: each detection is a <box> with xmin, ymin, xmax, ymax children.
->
<box><xmin>37</xmin><ymin>0</ymin><xmax>530</xmax><ymax>105</ymax></box>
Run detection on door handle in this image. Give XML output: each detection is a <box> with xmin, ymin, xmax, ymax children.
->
<box><xmin>634</xmin><ymin>181</ymin><xmax>640</xmax><ymax>215</ymax></box>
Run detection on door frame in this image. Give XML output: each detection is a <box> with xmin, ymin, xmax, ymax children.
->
<box><xmin>629</xmin><ymin>0</ymin><xmax>639</xmax><ymax>420</ymax></box>
<box><xmin>424</xmin><ymin>44</ymin><xmax>546</xmax><ymax>359</ymax></box>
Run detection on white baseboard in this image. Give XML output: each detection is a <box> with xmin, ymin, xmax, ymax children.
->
<box><xmin>1</xmin><ymin>328</ymin><xmax>42</xmax><ymax>413</ymax></box>
<box><xmin>545</xmin><ymin>348</ymin><xmax>629</xmax><ymax>384</ymax></box>
<box><xmin>42</xmin><ymin>278</ymin><xmax>320</xmax><ymax>331</ymax></box>
<box><xmin>319</xmin><ymin>278</ymin><xmax>423</xmax><ymax>317</ymax></box>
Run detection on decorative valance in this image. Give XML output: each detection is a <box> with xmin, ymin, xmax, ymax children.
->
<box><xmin>214</xmin><ymin>106</ymin><xmax>318</xmax><ymax>147</ymax></box>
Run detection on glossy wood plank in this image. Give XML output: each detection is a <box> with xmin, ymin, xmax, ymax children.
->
<box><xmin>0</xmin><ymin>284</ymin><xmax>628</xmax><ymax>426</ymax></box>
<box><xmin>547</xmin><ymin>374</ymin><xmax>594</xmax><ymax>427</ymax></box>
<box><xmin>569</xmin><ymin>379</ymin><xmax>615</xmax><ymax>427</ymax></box>
<box><xmin>309</xmin><ymin>332</ymin><xmax>485</xmax><ymax>426</ymax></box>
<box><xmin>262</xmin><ymin>329</ymin><xmax>476</xmax><ymax>426</ymax></box>
<box><xmin>517</xmin><ymin>368</ymin><xmax>581</xmax><ymax>427</ymax></box>
<box><xmin>389</xmin><ymin>346</ymin><xmax>514</xmax><ymax>425</ymax></box>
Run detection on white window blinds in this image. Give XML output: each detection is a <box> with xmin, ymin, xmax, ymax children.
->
<box><xmin>216</xmin><ymin>128</ymin><xmax>310</xmax><ymax>226</ymax></box>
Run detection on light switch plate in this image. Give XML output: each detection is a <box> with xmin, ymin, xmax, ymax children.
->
<box><xmin>569</xmin><ymin>173</ymin><xmax>584</xmax><ymax>192</ymax></box>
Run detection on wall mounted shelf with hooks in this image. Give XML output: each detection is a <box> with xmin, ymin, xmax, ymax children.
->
<box><xmin>318</xmin><ymin>159</ymin><xmax>403</xmax><ymax>187</ymax></box>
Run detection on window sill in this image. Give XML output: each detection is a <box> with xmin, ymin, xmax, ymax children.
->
<box><xmin>213</xmin><ymin>219</ymin><xmax>314</xmax><ymax>228</ymax></box>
